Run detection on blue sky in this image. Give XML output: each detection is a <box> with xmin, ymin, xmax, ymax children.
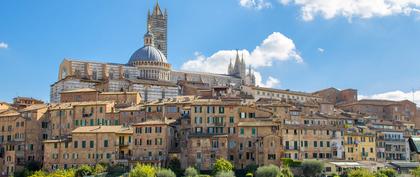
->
<box><xmin>1</xmin><ymin>0</ymin><xmax>420</xmax><ymax>104</ymax></box>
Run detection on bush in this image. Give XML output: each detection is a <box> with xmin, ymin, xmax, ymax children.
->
<box><xmin>245</xmin><ymin>164</ymin><xmax>258</xmax><ymax>174</ymax></box>
<box><xmin>280</xmin><ymin>166</ymin><xmax>293</xmax><ymax>177</ymax></box>
<box><xmin>50</xmin><ymin>169</ymin><xmax>76</xmax><ymax>177</ymax></box>
<box><xmin>156</xmin><ymin>168</ymin><xmax>176</xmax><ymax>177</ymax></box>
<box><xmin>94</xmin><ymin>164</ymin><xmax>107</xmax><ymax>174</ymax></box>
<box><xmin>246</xmin><ymin>172</ymin><xmax>254</xmax><ymax>177</ymax></box>
<box><xmin>184</xmin><ymin>167</ymin><xmax>199</xmax><ymax>177</ymax></box>
<box><xmin>348</xmin><ymin>168</ymin><xmax>375</xmax><ymax>177</ymax></box>
<box><xmin>377</xmin><ymin>168</ymin><xmax>397</xmax><ymax>177</ymax></box>
<box><xmin>76</xmin><ymin>165</ymin><xmax>94</xmax><ymax>177</ymax></box>
<box><xmin>168</xmin><ymin>158</ymin><xmax>182</xmax><ymax>177</ymax></box>
<box><xmin>281</xmin><ymin>158</ymin><xmax>302</xmax><ymax>168</ymax></box>
<box><xmin>29</xmin><ymin>171</ymin><xmax>47</xmax><ymax>177</ymax></box>
<box><xmin>255</xmin><ymin>165</ymin><xmax>281</xmax><ymax>177</ymax></box>
<box><xmin>213</xmin><ymin>158</ymin><xmax>234</xmax><ymax>174</ymax></box>
<box><xmin>129</xmin><ymin>164</ymin><xmax>156</xmax><ymax>177</ymax></box>
<box><xmin>215</xmin><ymin>171</ymin><xmax>235</xmax><ymax>177</ymax></box>
<box><xmin>301</xmin><ymin>160</ymin><xmax>324</xmax><ymax>177</ymax></box>
<box><xmin>412</xmin><ymin>166</ymin><xmax>420</xmax><ymax>177</ymax></box>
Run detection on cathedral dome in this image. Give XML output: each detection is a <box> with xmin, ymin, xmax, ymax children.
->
<box><xmin>128</xmin><ymin>45</ymin><xmax>167</xmax><ymax>64</ymax></box>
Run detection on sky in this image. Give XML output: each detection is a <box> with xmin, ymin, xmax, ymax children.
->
<box><xmin>0</xmin><ymin>0</ymin><xmax>420</xmax><ymax>104</ymax></box>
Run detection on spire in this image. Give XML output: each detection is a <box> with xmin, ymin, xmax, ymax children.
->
<box><xmin>153</xmin><ymin>0</ymin><xmax>163</xmax><ymax>16</ymax></box>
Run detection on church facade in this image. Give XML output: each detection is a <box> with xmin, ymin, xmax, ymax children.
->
<box><xmin>50</xmin><ymin>2</ymin><xmax>255</xmax><ymax>103</ymax></box>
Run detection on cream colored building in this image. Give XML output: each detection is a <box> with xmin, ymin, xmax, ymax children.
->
<box><xmin>43</xmin><ymin>126</ymin><xmax>133</xmax><ymax>171</ymax></box>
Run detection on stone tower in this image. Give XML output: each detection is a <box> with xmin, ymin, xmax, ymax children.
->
<box><xmin>147</xmin><ymin>1</ymin><xmax>168</xmax><ymax>58</ymax></box>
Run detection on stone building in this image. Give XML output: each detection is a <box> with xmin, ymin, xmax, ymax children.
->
<box><xmin>313</xmin><ymin>87</ymin><xmax>358</xmax><ymax>105</ymax></box>
<box><xmin>131</xmin><ymin>120</ymin><xmax>176</xmax><ymax>167</ymax></box>
<box><xmin>0</xmin><ymin>104</ymin><xmax>47</xmax><ymax>176</ymax></box>
<box><xmin>338</xmin><ymin>99</ymin><xmax>417</xmax><ymax>123</ymax></box>
<box><xmin>43</xmin><ymin>126</ymin><xmax>133</xmax><ymax>171</ymax></box>
<box><xmin>343</xmin><ymin>127</ymin><xmax>377</xmax><ymax>161</ymax></box>
<box><xmin>50</xmin><ymin>2</ymin><xmax>256</xmax><ymax>104</ymax></box>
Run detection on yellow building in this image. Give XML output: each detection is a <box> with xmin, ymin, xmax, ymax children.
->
<box><xmin>344</xmin><ymin>127</ymin><xmax>376</xmax><ymax>161</ymax></box>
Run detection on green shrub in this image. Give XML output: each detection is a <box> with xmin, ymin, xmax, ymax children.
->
<box><xmin>184</xmin><ymin>167</ymin><xmax>199</xmax><ymax>177</ymax></box>
<box><xmin>301</xmin><ymin>160</ymin><xmax>324</xmax><ymax>177</ymax></box>
<box><xmin>215</xmin><ymin>171</ymin><xmax>235</xmax><ymax>177</ymax></box>
<box><xmin>347</xmin><ymin>168</ymin><xmax>375</xmax><ymax>177</ymax></box>
<box><xmin>246</xmin><ymin>172</ymin><xmax>254</xmax><ymax>177</ymax></box>
<box><xmin>213</xmin><ymin>158</ymin><xmax>234</xmax><ymax>174</ymax></box>
<box><xmin>129</xmin><ymin>163</ymin><xmax>156</xmax><ymax>177</ymax></box>
<box><xmin>76</xmin><ymin>165</ymin><xmax>94</xmax><ymax>177</ymax></box>
<box><xmin>156</xmin><ymin>168</ymin><xmax>176</xmax><ymax>177</ymax></box>
<box><xmin>255</xmin><ymin>165</ymin><xmax>281</xmax><ymax>177</ymax></box>
<box><xmin>167</xmin><ymin>158</ymin><xmax>182</xmax><ymax>177</ymax></box>
<box><xmin>377</xmin><ymin>168</ymin><xmax>397</xmax><ymax>177</ymax></box>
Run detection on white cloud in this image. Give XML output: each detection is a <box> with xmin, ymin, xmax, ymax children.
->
<box><xmin>180</xmin><ymin>32</ymin><xmax>301</xmax><ymax>88</ymax></box>
<box><xmin>253</xmin><ymin>71</ymin><xmax>281</xmax><ymax>87</ymax></box>
<box><xmin>318</xmin><ymin>48</ymin><xmax>324</xmax><ymax>53</ymax></box>
<box><xmin>0</xmin><ymin>42</ymin><xmax>8</xmax><ymax>49</ymax></box>
<box><xmin>359</xmin><ymin>90</ymin><xmax>420</xmax><ymax>105</ymax></box>
<box><xmin>240</xmin><ymin>0</ymin><xmax>272</xmax><ymax>10</ymax></box>
<box><xmin>279</xmin><ymin>0</ymin><xmax>420</xmax><ymax>21</ymax></box>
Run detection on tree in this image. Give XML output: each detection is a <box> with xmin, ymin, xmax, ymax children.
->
<box><xmin>94</xmin><ymin>164</ymin><xmax>107</xmax><ymax>174</ymax></box>
<box><xmin>377</xmin><ymin>168</ymin><xmax>397</xmax><ymax>177</ymax></box>
<box><xmin>156</xmin><ymin>168</ymin><xmax>176</xmax><ymax>177</ymax></box>
<box><xmin>29</xmin><ymin>171</ymin><xmax>47</xmax><ymax>177</ymax></box>
<box><xmin>301</xmin><ymin>160</ymin><xmax>324</xmax><ymax>177</ymax></box>
<box><xmin>213</xmin><ymin>158</ymin><xmax>234</xmax><ymax>174</ymax></box>
<box><xmin>255</xmin><ymin>165</ymin><xmax>281</xmax><ymax>177</ymax></box>
<box><xmin>76</xmin><ymin>165</ymin><xmax>94</xmax><ymax>177</ymax></box>
<box><xmin>168</xmin><ymin>158</ymin><xmax>182</xmax><ymax>177</ymax></box>
<box><xmin>280</xmin><ymin>166</ymin><xmax>293</xmax><ymax>177</ymax></box>
<box><xmin>129</xmin><ymin>163</ymin><xmax>156</xmax><ymax>177</ymax></box>
<box><xmin>347</xmin><ymin>168</ymin><xmax>375</xmax><ymax>177</ymax></box>
<box><xmin>412</xmin><ymin>166</ymin><xmax>420</xmax><ymax>177</ymax></box>
<box><xmin>215</xmin><ymin>171</ymin><xmax>236</xmax><ymax>177</ymax></box>
<box><xmin>49</xmin><ymin>169</ymin><xmax>76</xmax><ymax>177</ymax></box>
<box><xmin>245</xmin><ymin>164</ymin><xmax>258</xmax><ymax>174</ymax></box>
<box><xmin>184</xmin><ymin>167</ymin><xmax>199</xmax><ymax>177</ymax></box>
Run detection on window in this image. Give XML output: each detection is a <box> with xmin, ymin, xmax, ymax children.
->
<box><xmin>252</xmin><ymin>128</ymin><xmax>256</xmax><ymax>136</ymax></box>
<box><xmin>314</xmin><ymin>141</ymin><xmax>318</xmax><ymax>147</ymax></box>
<box><xmin>136</xmin><ymin>127</ymin><xmax>142</xmax><ymax>134</ymax></box>
<box><xmin>240</xmin><ymin>112</ymin><xmax>246</xmax><ymax>119</ymax></box>
<box><xmin>229</xmin><ymin>116</ymin><xmax>234</xmax><ymax>123</ymax></box>
<box><xmin>82</xmin><ymin>141</ymin><xmax>86</xmax><ymax>148</ymax></box>
<box><xmin>194</xmin><ymin>106</ymin><xmax>202</xmax><ymax>113</ymax></box>
<box><xmin>155</xmin><ymin>127</ymin><xmax>162</xmax><ymax>133</ymax></box>
<box><xmin>268</xmin><ymin>154</ymin><xmax>276</xmax><ymax>160</ymax></box>
<box><xmin>99</xmin><ymin>107</ymin><xmax>103</xmax><ymax>113</ymax></box>
<box><xmin>219</xmin><ymin>106</ymin><xmax>224</xmax><ymax>113</ymax></box>
<box><xmin>90</xmin><ymin>141</ymin><xmax>94</xmax><ymax>148</ymax></box>
<box><xmin>74</xmin><ymin>141</ymin><xmax>78</xmax><ymax>148</ymax></box>
<box><xmin>240</xmin><ymin>128</ymin><xmax>244</xmax><ymax>135</ymax></box>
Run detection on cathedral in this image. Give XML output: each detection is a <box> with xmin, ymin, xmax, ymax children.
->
<box><xmin>50</xmin><ymin>2</ymin><xmax>255</xmax><ymax>103</ymax></box>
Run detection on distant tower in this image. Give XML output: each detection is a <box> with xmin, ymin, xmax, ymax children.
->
<box><xmin>148</xmin><ymin>1</ymin><xmax>168</xmax><ymax>58</ymax></box>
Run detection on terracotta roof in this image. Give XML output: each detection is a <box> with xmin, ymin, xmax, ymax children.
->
<box><xmin>252</xmin><ymin>86</ymin><xmax>320</xmax><ymax>98</ymax></box>
<box><xmin>238</xmin><ymin>121</ymin><xmax>276</xmax><ymax>127</ymax></box>
<box><xmin>20</xmin><ymin>104</ymin><xmax>47</xmax><ymax>112</ymax></box>
<box><xmin>49</xmin><ymin>101</ymin><xmax>114</xmax><ymax>110</ymax></box>
<box><xmin>132</xmin><ymin>120</ymin><xmax>168</xmax><ymax>126</ymax></box>
<box><xmin>72</xmin><ymin>126</ymin><xmax>132</xmax><ymax>134</ymax></box>
<box><xmin>0</xmin><ymin>109</ymin><xmax>20</xmax><ymax>117</ymax></box>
